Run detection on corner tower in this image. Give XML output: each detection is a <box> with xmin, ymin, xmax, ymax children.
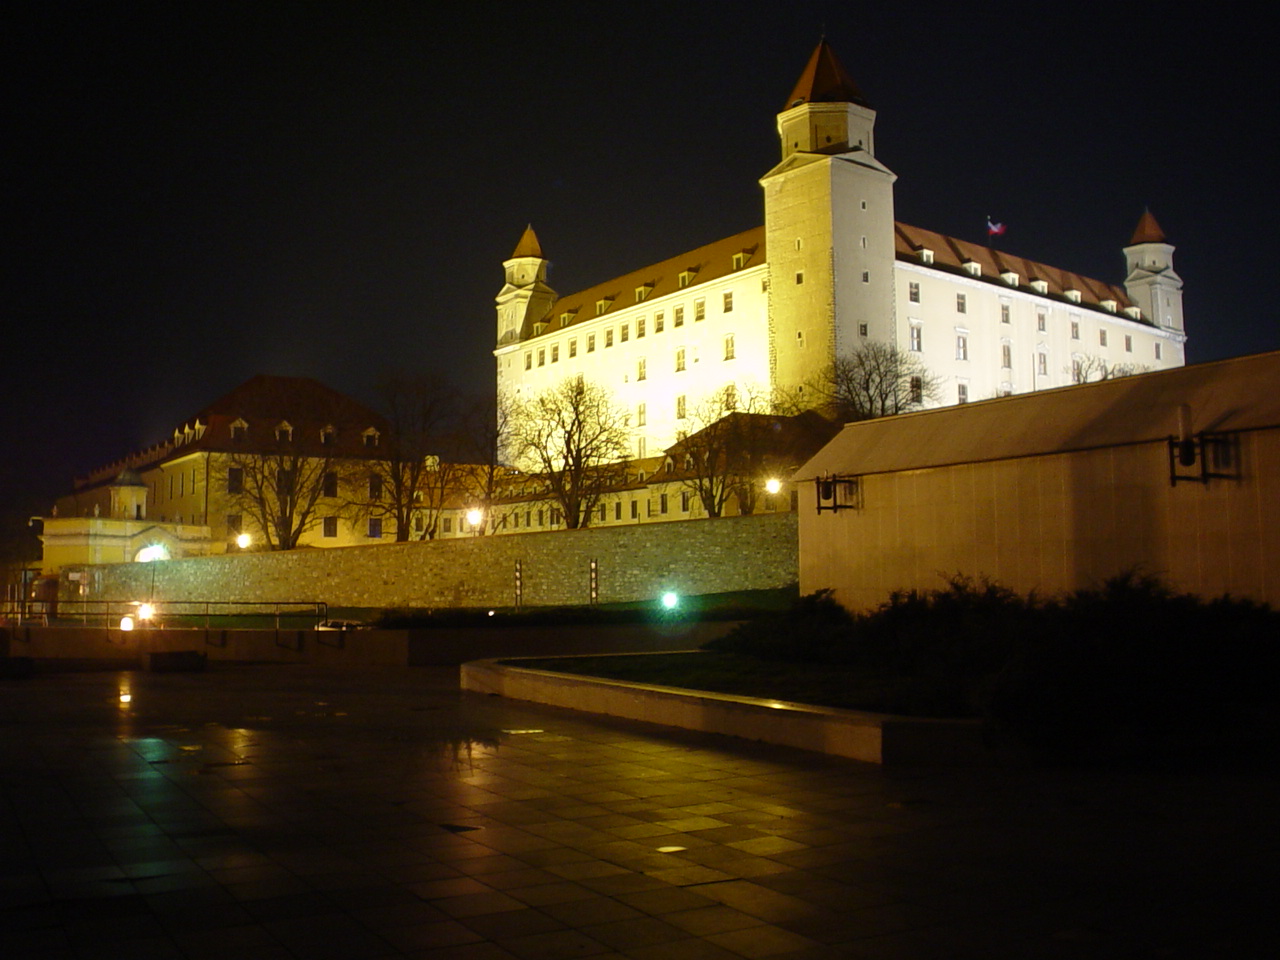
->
<box><xmin>1123</xmin><ymin>210</ymin><xmax>1184</xmax><ymax>335</ymax></box>
<box><xmin>496</xmin><ymin>225</ymin><xmax>556</xmax><ymax>347</ymax></box>
<box><xmin>761</xmin><ymin>41</ymin><xmax>898</xmax><ymax>397</ymax></box>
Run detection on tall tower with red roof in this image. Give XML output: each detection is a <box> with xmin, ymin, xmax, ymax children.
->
<box><xmin>760</xmin><ymin>40</ymin><xmax>898</xmax><ymax>395</ymax></box>
<box><xmin>1123</xmin><ymin>210</ymin><xmax>1184</xmax><ymax>337</ymax></box>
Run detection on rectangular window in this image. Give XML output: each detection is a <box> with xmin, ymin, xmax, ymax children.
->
<box><xmin>681</xmin><ymin>491</ymin><xmax>690</xmax><ymax>512</ymax></box>
<box><xmin>605</xmin><ymin>329</ymin><xmax>613</xmax><ymax>347</ymax></box>
<box><xmin>1038</xmin><ymin>352</ymin><xmax>1048</xmax><ymax>375</ymax></box>
<box><xmin>674</xmin><ymin>307</ymin><xmax>684</xmax><ymax>327</ymax></box>
<box><xmin>795</xmin><ymin>271</ymin><xmax>804</xmax><ymax>285</ymax></box>
<box><xmin>443</xmin><ymin>517</ymin><xmax>452</xmax><ymax>533</ymax></box>
<box><xmin>227</xmin><ymin>468</ymin><xmax>243</xmax><ymax>494</ymax></box>
<box><xmin>724</xmin><ymin>334</ymin><xmax>735</xmax><ymax>360</ymax></box>
<box><xmin>637</xmin><ymin>403</ymin><xmax>646</xmax><ymax>426</ymax></box>
<box><xmin>323</xmin><ymin>517</ymin><xmax>338</xmax><ymax>538</ymax></box>
<box><xmin>367</xmin><ymin>518</ymin><xmax>382</xmax><ymax>538</ymax></box>
<box><xmin>675</xmin><ymin>348</ymin><xmax>686</xmax><ymax>372</ymax></box>
<box><xmin>524</xmin><ymin>352</ymin><xmax>532</xmax><ymax>370</ymax></box>
<box><xmin>637</xmin><ymin>437</ymin><xmax>646</xmax><ymax>458</ymax></box>
<box><xmin>1037</xmin><ymin>310</ymin><xmax>1046</xmax><ymax>332</ymax></box>
<box><xmin>958</xmin><ymin>383</ymin><xmax>969</xmax><ymax>404</ymax></box>
<box><xmin>1002</xmin><ymin>304</ymin><xmax>1011</xmax><ymax>324</ymax></box>
<box><xmin>676</xmin><ymin>395</ymin><xmax>686</xmax><ymax>419</ymax></box>
<box><xmin>694</xmin><ymin>298</ymin><xmax>706</xmax><ymax>321</ymax></box>
<box><xmin>322</xmin><ymin>471</ymin><xmax>338</xmax><ymax>498</ymax></box>
<box><xmin>226</xmin><ymin>514</ymin><xmax>241</xmax><ymax>534</ymax></box>
<box><xmin>660</xmin><ymin>493</ymin><xmax>669</xmax><ymax>514</ymax></box>
<box><xmin>598</xmin><ymin>504</ymin><xmax>606</xmax><ymax>523</ymax></box>
<box><xmin>1100</xmin><ymin>329</ymin><xmax>1108</xmax><ymax>347</ymax></box>
<box><xmin>537</xmin><ymin>348</ymin><xmax>545</xmax><ymax>366</ymax></box>
<box><xmin>637</xmin><ymin>358</ymin><xmax>646</xmax><ymax>380</ymax></box>
<box><xmin>620</xmin><ymin>323</ymin><xmax>629</xmax><ymax>342</ymax></box>
<box><xmin>1155</xmin><ymin>342</ymin><xmax>1163</xmax><ymax>360</ymax></box>
<box><xmin>615</xmin><ymin>502</ymin><xmax>622</xmax><ymax>521</ymax></box>
<box><xmin>655</xmin><ymin>312</ymin><xmax>664</xmax><ymax>332</ymax></box>
<box><xmin>368</xmin><ymin>474</ymin><xmax>383</xmax><ymax>500</ymax></box>
<box><xmin>569</xmin><ymin>338</ymin><xmax>577</xmax><ymax>357</ymax></box>
<box><xmin>1125</xmin><ymin>334</ymin><xmax>1133</xmax><ymax>352</ymax></box>
<box><xmin>637</xmin><ymin>317</ymin><xmax>646</xmax><ymax>338</ymax></box>
<box><xmin>723</xmin><ymin>291</ymin><xmax>733</xmax><ymax>312</ymax></box>
<box><xmin>909</xmin><ymin>281</ymin><xmax>920</xmax><ymax>303</ymax></box>
<box><xmin>861</xmin><ymin>271</ymin><xmax>869</xmax><ymax>283</ymax></box>
<box><xmin>587</xmin><ymin>334</ymin><xmax>596</xmax><ymax>352</ymax></box>
<box><xmin>909</xmin><ymin>376</ymin><xmax>923</xmax><ymax>404</ymax></box>
<box><xmin>1001</xmin><ymin>344</ymin><xmax>1012</xmax><ymax>368</ymax></box>
<box><xmin>1071</xmin><ymin>320</ymin><xmax>1080</xmax><ymax>340</ymax></box>
<box><xmin>909</xmin><ymin>325</ymin><xmax>922</xmax><ymax>352</ymax></box>
<box><xmin>551</xmin><ymin>344</ymin><xmax>559</xmax><ymax>362</ymax></box>
<box><xmin>858</xmin><ymin>322</ymin><xmax>868</xmax><ymax>336</ymax></box>
<box><xmin>956</xmin><ymin>334</ymin><xmax>968</xmax><ymax>360</ymax></box>
<box><xmin>630</xmin><ymin>500</ymin><xmax>639</xmax><ymax>519</ymax></box>
<box><xmin>956</xmin><ymin>293</ymin><xmax>967</xmax><ymax>313</ymax></box>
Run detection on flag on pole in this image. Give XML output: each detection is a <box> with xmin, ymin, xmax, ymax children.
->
<box><xmin>987</xmin><ymin>218</ymin><xmax>1006</xmax><ymax>238</ymax></box>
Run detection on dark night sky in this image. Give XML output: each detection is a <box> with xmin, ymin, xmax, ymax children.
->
<box><xmin>5</xmin><ymin>1</ymin><xmax>1277</xmax><ymax>540</ymax></box>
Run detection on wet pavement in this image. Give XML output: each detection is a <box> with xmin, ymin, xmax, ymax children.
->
<box><xmin>1</xmin><ymin>664</ymin><xmax>1276</xmax><ymax>959</ymax></box>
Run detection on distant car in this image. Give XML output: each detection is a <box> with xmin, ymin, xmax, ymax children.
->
<box><xmin>316</xmin><ymin>619</ymin><xmax>373</xmax><ymax>631</ymax></box>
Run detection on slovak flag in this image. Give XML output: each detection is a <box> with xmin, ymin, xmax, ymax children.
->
<box><xmin>987</xmin><ymin>218</ymin><xmax>1006</xmax><ymax>237</ymax></box>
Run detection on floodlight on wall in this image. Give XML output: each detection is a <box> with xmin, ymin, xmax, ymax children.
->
<box><xmin>1167</xmin><ymin>404</ymin><xmax>1238</xmax><ymax>486</ymax></box>
<box><xmin>815</xmin><ymin>474</ymin><xmax>861</xmax><ymax>513</ymax></box>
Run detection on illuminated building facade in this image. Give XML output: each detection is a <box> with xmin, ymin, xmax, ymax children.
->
<box><xmin>495</xmin><ymin>42</ymin><xmax>1187</xmax><ymax>457</ymax></box>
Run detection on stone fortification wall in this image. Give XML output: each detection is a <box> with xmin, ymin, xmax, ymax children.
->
<box><xmin>60</xmin><ymin>513</ymin><xmax>796</xmax><ymax>609</ymax></box>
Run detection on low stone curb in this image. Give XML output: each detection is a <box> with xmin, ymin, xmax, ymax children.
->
<box><xmin>460</xmin><ymin>653</ymin><xmax>995</xmax><ymax>766</ymax></box>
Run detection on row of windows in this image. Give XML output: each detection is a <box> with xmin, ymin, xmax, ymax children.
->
<box><xmin>909</xmin><ymin>324</ymin><xmax>1155</xmax><ymax>359</ymax></box>
<box><xmin>228</xmin><ymin>422</ymin><xmax>380</xmax><ymax>447</ymax></box>
<box><xmin>526</xmin><ymin>292</ymin><xmax>739</xmax><ymax>370</ymax></box>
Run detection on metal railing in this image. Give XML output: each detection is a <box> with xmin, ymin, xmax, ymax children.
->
<box><xmin>10</xmin><ymin>599</ymin><xmax>329</xmax><ymax>632</ymax></box>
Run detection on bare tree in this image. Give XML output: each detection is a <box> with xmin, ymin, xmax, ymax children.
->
<box><xmin>814</xmin><ymin>341</ymin><xmax>943</xmax><ymax>421</ymax></box>
<box><xmin>363</xmin><ymin>373</ymin><xmax>464</xmax><ymax>541</ymax></box>
<box><xmin>1070</xmin><ymin>356</ymin><xmax>1151</xmax><ymax>384</ymax></box>
<box><xmin>454</xmin><ymin>392</ymin><xmax>516</xmax><ymax>535</ymax></box>
<box><xmin>224</xmin><ymin>439</ymin><xmax>350</xmax><ymax>550</ymax></box>
<box><xmin>509</xmin><ymin>376</ymin><xmax>630</xmax><ymax>529</ymax></box>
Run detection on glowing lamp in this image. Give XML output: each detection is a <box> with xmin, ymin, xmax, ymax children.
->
<box><xmin>135</xmin><ymin>544</ymin><xmax>169</xmax><ymax>563</ymax></box>
<box><xmin>765</xmin><ymin>478</ymin><xmax>782</xmax><ymax>495</ymax></box>
<box><xmin>661</xmin><ymin>592</ymin><xmax>679</xmax><ymax>610</ymax></box>
<box><xmin>119</xmin><ymin>616</ymin><xmax>135</xmax><ymax>631</ymax></box>
<box><xmin>235</xmin><ymin>533</ymin><xmax>251</xmax><ymax>549</ymax></box>
<box><xmin>465</xmin><ymin>508</ymin><xmax>483</xmax><ymax>527</ymax></box>
<box><xmin>137</xmin><ymin>603</ymin><xmax>156</xmax><ymax>621</ymax></box>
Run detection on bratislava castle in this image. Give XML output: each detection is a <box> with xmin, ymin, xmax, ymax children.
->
<box><xmin>494</xmin><ymin>42</ymin><xmax>1186</xmax><ymax>459</ymax></box>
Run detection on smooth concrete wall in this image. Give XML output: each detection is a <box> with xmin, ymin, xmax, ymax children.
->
<box><xmin>2</xmin><ymin>621</ymin><xmax>738</xmax><ymax>668</ymax></box>
<box><xmin>800</xmin><ymin>430</ymin><xmax>1279</xmax><ymax>611</ymax></box>
<box><xmin>57</xmin><ymin>513</ymin><xmax>797</xmax><ymax>610</ymax></box>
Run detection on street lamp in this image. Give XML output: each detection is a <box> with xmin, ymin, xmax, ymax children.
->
<box><xmin>235</xmin><ymin>533</ymin><xmax>251</xmax><ymax>550</ymax></box>
<box><xmin>465</xmin><ymin>508</ymin><xmax>483</xmax><ymax>536</ymax></box>
<box><xmin>764</xmin><ymin>478</ymin><xmax>782</xmax><ymax>495</ymax></box>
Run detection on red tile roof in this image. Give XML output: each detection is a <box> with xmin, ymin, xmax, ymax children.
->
<box><xmin>1128</xmin><ymin>209</ymin><xmax>1167</xmax><ymax>245</ymax></box>
<box><xmin>785</xmin><ymin>40</ymin><xmax>869</xmax><ymax>109</ymax></box>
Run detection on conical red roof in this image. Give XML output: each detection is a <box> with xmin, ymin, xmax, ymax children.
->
<box><xmin>1129</xmin><ymin>209</ymin><xmax>1167</xmax><ymax>245</ymax></box>
<box><xmin>511</xmin><ymin>224</ymin><xmax>543</xmax><ymax>259</ymax></box>
<box><xmin>785</xmin><ymin>40</ymin><xmax>868</xmax><ymax>110</ymax></box>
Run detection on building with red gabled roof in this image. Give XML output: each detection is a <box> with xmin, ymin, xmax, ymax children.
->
<box><xmin>495</xmin><ymin>41</ymin><xmax>1187</xmax><ymax>458</ymax></box>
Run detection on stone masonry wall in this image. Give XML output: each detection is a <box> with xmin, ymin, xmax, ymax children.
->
<box><xmin>60</xmin><ymin>513</ymin><xmax>797</xmax><ymax>609</ymax></box>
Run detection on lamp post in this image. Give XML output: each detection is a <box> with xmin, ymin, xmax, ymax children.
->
<box><xmin>465</xmin><ymin>508</ymin><xmax>483</xmax><ymax>537</ymax></box>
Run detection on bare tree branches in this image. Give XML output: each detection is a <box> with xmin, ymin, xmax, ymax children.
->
<box><xmin>814</xmin><ymin>341</ymin><xmax>943</xmax><ymax>421</ymax></box>
<box><xmin>509</xmin><ymin>376</ymin><xmax>630</xmax><ymax>529</ymax></box>
<box><xmin>1070</xmin><ymin>355</ymin><xmax>1151</xmax><ymax>384</ymax></box>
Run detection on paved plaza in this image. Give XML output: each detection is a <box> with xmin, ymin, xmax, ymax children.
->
<box><xmin>2</xmin><ymin>664</ymin><xmax>1276</xmax><ymax>959</ymax></box>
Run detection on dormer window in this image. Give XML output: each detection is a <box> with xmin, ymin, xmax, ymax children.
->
<box><xmin>1030</xmin><ymin>279</ymin><xmax>1048</xmax><ymax>294</ymax></box>
<box><xmin>731</xmin><ymin>251</ymin><xmax>748</xmax><ymax>270</ymax></box>
<box><xmin>1001</xmin><ymin>271</ymin><xmax>1019</xmax><ymax>286</ymax></box>
<box><xmin>230</xmin><ymin>419</ymin><xmax>248</xmax><ymax>441</ymax></box>
<box><xmin>918</xmin><ymin>248</ymin><xmax>934</xmax><ymax>265</ymax></box>
<box><xmin>1124</xmin><ymin>306</ymin><xmax>1142</xmax><ymax>320</ymax></box>
<box><xmin>963</xmin><ymin>261</ymin><xmax>982</xmax><ymax>277</ymax></box>
<box><xmin>320</xmin><ymin>426</ymin><xmax>335</xmax><ymax>446</ymax></box>
<box><xmin>1065</xmin><ymin>289</ymin><xmax>1082</xmax><ymax>304</ymax></box>
<box><xmin>595</xmin><ymin>297</ymin><xmax>613</xmax><ymax>316</ymax></box>
<box><xmin>1100</xmin><ymin>299</ymin><xmax>1118</xmax><ymax>313</ymax></box>
<box><xmin>678</xmin><ymin>268</ymin><xmax>698</xmax><ymax>289</ymax></box>
<box><xmin>559</xmin><ymin>309</ymin><xmax>578</xmax><ymax>326</ymax></box>
<box><xmin>275</xmin><ymin>421</ymin><xmax>293</xmax><ymax>443</ymax></box>
<box><xmin>634</xmin><ymin>284</ymin><xmax>653</xmax><ymax>302</ymax></box>
<box><xmin>362</xmin><ymin>428</ymin><xmax>380</xmax><ymax>448</ymax></box>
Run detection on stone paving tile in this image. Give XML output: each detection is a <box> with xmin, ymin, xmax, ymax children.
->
<box><xmin>3</xmin><ymin>666</ymin><xmax>1280</xmax><ymax>960</ymax></box>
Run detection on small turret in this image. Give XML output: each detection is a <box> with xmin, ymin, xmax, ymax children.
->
<box><xmin>777</xmin><ymin>40</ymin><xmax>877</xmax><ymax>160</ymax></box>
<box><xmin>496</xmin><ymin>225</ymin><xmax>556</xmax><ymax>345</ymax></box>
<box><xmin>1123</xmin><ymin>210</ymin><xmax>1184</xmax><ymax>333</ymax></box>
<box><xmin>108</xmin><ymin>468</ymin><xmax>148</xmax><ymax>521</ymax></box>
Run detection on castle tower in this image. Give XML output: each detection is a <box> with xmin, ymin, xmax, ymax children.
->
<box><xmin>496</xmin><ymin>225</ymin><xmax>556</xmax><ymax>347</ymax></box>
<box><xmin>1123</xmin><ymin>210</ymin><xmax>1184</xmax><ymax>334</ymax></box>
<box><xmin>108</xmin><ymin>469</ymin><xmax>147</xmax><ymax>521</ymax></box>
<box><xmin>761</xmin><ymin>41</ymin><xmax>898</xmax><ymax>397</ymax></box>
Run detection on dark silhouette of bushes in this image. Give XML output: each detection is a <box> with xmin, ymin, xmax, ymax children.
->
<box><xmin>705</xmin><ymin>573</ymin><xmax>1280</xmax><ymax>762</ymax></box>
